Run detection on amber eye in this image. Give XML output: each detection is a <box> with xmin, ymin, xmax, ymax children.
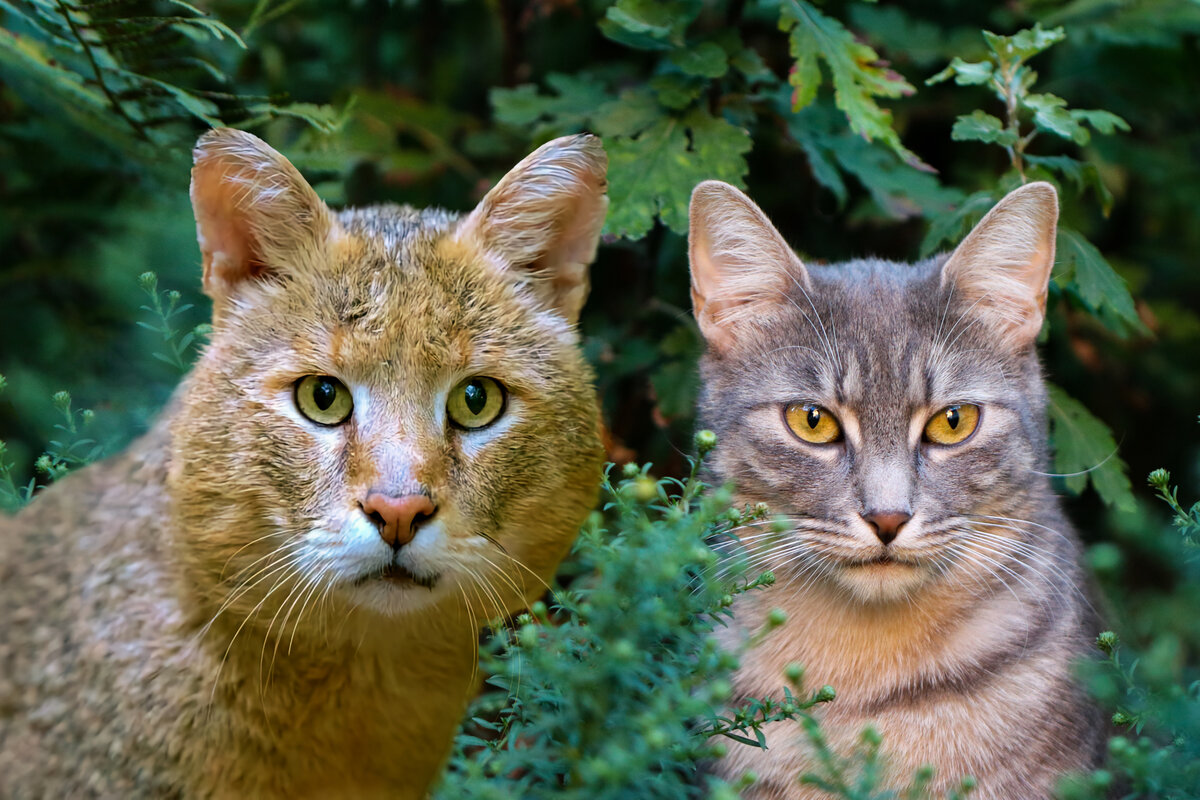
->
<box><xmin>784</xmin><ymin>403</ymin><xmax>842</xmax><ymax>444</ymax></box>
<box><xmin>295</xmin><ymin>375</ymin><xmax>354</xmax><ymax>426</ymax></box>
<box><xmin>924</xmin><ymin>403</ymin><xmax>981</xmax><ymax>445</ymax></box>
<box><xmin>447</xmin><ymin>377</ymin><xmax>506</xmax><ymax>430</ymax></box>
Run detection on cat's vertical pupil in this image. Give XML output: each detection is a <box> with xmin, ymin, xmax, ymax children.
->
<box><xmin>946</xmin><ymin>405</ymin><xmax>960</xmax><ymax>430</ymax></box>
<box><xmin>313</xmin><ymin>378</ymin><xmax>337</xmax><ymax>411</ymax></box>
<box><xmin>464</xmin><ymin>380</ymin><xmax>487</xmax><ymax>415</ymax></box>
<box><xmin>806</xmin><ymin>406</ymin><xmax>821</xmax><ymax>429</ymax></box>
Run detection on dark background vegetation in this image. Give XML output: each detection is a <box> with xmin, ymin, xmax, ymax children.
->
<box><xmin>1</xmin><ymin>0</ymin><xmax>1198</xmax><ymax>795</ymax></box>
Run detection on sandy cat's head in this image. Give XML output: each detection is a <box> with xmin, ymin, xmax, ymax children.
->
<box><xmin>689</xmin><ymin>180</ymin><xmax>1063</xmax><ymax>604</ymax></box>
<box><xmin>168</xmin><ymin>129</ymin><xmax>606</xmax><ymax>631</ymax></box>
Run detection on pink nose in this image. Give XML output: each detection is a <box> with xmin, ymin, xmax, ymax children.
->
<box><xmin>361</xmin><ymin>492</ymin><xmax>437</xmax><ymax>549</ymax></box>
<box><xmin>864</xmin><ymin>511</ymin><xmax>911</xmax><ymax>545</ymax></box>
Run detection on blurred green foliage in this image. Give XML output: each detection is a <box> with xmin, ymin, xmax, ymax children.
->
<box><xmin>1</xmin><ymin>0</ymin><xmax>1198</xmax><ymax>796</ymax></box>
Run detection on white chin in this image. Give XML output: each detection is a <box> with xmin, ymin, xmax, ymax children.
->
<box><xmin>833</xmin><ymin>561</ymin><xmax>930</xmax><ymax>602</ymax></box>
<box><xmin>349</xmin><ymin>578</ymin><xmax>445</xmax><ymax>617</ymax></box>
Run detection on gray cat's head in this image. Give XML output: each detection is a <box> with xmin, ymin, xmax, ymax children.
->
<box><xmin>689</xmin><ymin>180</ymin><xmax>1061</xmax><ymax>603</ymax></box>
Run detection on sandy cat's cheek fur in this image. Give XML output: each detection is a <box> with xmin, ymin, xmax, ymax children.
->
<box><xmin>690</xmin><ymin>180</ymin><xmax>1102</xmax><ymax>799</ymax></box>
<box><xmin>0</xmin><ymin>129</ymin><xmax>607</xmax><ymax>798</ymax></box>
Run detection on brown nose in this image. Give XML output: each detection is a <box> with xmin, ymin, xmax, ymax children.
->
<box><xmin>864</xmin><ymin>511</ymin><xmax>911</xmax><ymax>545</ymax></box>
<box><xmin>361</xmin><ymin>492</ymin><xmax>437</xmax><ymax>550</ymax></box>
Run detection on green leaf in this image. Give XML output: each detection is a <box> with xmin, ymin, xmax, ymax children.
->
<box><xmin>593</xmin><ymin>88</ymin><xmax>662</xmax><ymax>139</ymax></box>
<box><xmin>599</xmin><ymin>0</ymin><xmax>702</xmax><ymax>51</ymax></box>
<box><xmin>1024</xmin><ymin>92</ymin><xmax>1088</xmax><ymax>144</ymax></box>
<box><xmin>1055</xmin><ymin>227</ymin><xmax>1149</xmax><ymax>337</ymax></box>
<box><xmin>649</xmin><ymin>72</ymin><xmax>706</xmax><ymax>110</ymax></box>
<box><xmin>950</xmin><ymin>110</ymin><xmax>1017</xmax><ymax>146</ymax></box>
<box><xmin>604</xmin><ymin>108</ymin><xmax>751</xmax><ymax>239</ymax></box>
<box><xmin>1023</xmin><ymin>154</ymin><xmax>1114</xmax><ymax>215</ymax></box>
<box><xmin>983</xmin><ymin>24</ymin><xmax>1066</xmax><ymax>63</ymax></box>
<box><xmin>1047</xmin><ymin>384</ymin><xmax>1135</xmax><ymax>512</ymax></box>
<box><xmin>667</xmin><ymin>42</ymin><xmax>728</xmax><ymax>78</ymax></box>
<box><xmin>1071</xmin><ymin>108</ymin><xmax>1131</xmax><ymax>135</ymax></box>
<box><xmin>919</xmin><ymin>190</ymin><xmax>996</xmax><ymax>256</ymax></box>
<box><xmin>777</xmin><ymin>0</ymin><xmax>932</xmax><ymax>172</ymax></box>
<box><xmin>490</xmin><ymin>72</ymin><xmax>610</xmax><ymax>132</ymax></box>
<box><xmin>926</xmin><ymin>57</ymin><xmax>994</xmax><ymax>87</ymax></box>
<box><xmin>785</xmin><ymin>99</ymin><xmax>961</xmax><ymax>219</ymax></box>
<box><xmin>730</xmin><ymin>46</ymin><xmax>775</xmax><ymax>84</ymax></box>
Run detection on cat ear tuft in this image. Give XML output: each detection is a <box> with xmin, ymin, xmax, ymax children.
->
<box><xmin>941</xmin><ymin>182</ymin><xmax>1059</xmax><ymax>348</ymax></box>
<box><xmin>688</xmin><ymin>181</ymin><xmax>807</xmax><ymax>351</ymax></box>
<box><xmin>455</xmin><ymin>134</ymin><xmax>608</xmax><ymax>325</ymax></box>
<box><xmin>190</xmin><ymin>128</ymin><xmax>334</xmax><ymax>300</ymax></box>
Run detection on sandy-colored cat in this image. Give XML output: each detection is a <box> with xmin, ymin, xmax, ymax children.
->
<box><xmin>0</xmin><ymin>129</ymin><xmax>607</xmax><ymax>798</ymax></box>
<box><xmin>689</xmin><ymin>181</ymin><xmax>1103</xmax><ymax>798</ymax></box>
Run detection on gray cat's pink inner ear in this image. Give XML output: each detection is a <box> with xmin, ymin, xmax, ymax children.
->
<box><xmin>688</xmin><ymin>181</ymin><xmax>807</xmax><ymax>348</ymax></box>
<box><xmin>941</xmin><ymin>182</ymin><xmax>1059</xmax><ymax>348</ymax></box>
<box><xmin>190</xmin><ymin>128</ymin><xmax>332</xmax><ymax>300</ymax></box>
<box><xmin>456</xmin><ymin>134</ymin><xmax>608</xmax><ymax>325</ymax></box>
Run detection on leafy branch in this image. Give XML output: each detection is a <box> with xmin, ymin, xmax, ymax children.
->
<box><xmin>136</xmin><ymin>271</ymin><xmax>208</xmax><ymax>372</ymax></box>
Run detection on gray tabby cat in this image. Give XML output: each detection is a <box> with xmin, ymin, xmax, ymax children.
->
<box><xmin>688</xmin><ymin>180</ymin><xmax>1103</xmax><ymax>798</ymax></box>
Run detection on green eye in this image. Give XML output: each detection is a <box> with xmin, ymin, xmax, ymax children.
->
<box><xmin>447</xmin><ymin>377</ymin><xmax>505</xmax><ymax>430</ymax></box>
<box><xmin>295</xmin><ymin>375</ymin><xmax>354</xmax><ymax>426</ymax></box>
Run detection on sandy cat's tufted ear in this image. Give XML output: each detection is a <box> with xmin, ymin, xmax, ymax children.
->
<box><xmin>455</xmin><ymin>134</ymin><xmax>608</xmax><ymax>325</ymax></box>
<box><xmin>688</xmin><ymin>181</ymin><xmax>808</xmax><ymax>351</ymax></box>
<box><xmin>941</xmin><ymin>182</ymin><xmax>1059</xmax><ymax>349</ymax></box>
<box><xmin>191</xmin><ymin>128</ymin><xmax>335</xmax><ymax>301</ymax></box>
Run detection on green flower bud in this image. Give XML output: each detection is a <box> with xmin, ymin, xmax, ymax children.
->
<box><xmin>694</xmin><ymin>429</ymin><xmax>717</xmax><ymax>455</ymax></box>
<box><xmin>622</xmin><ymin>462</ymin><xmax>641</xmax><ymax>478</ymax></box>
<box><xmin>814</xmin><ymin>685</ymin><xmax>836</xmax><ymax>703</ymax></box>
<box><xmin>758</xmin><ymin>571</ymin><xmax>776</xmax><ymax>586</ymax></box>
<box><xmin>959</xmin><ymin>776</ymin><xmax>977</xmax><ymax>791</ymax></box>
<box><xmin>1147</xmin><ymin>468</ymin><xmax>1170</xmax><ymax>489</ymax></box>
<box><xmin>784</xmin><ymin>662</ymin><xmax>805</xmax><ymax>685</ymax></box>
<box><xmin>530</xmin><ymin>600</ymin><xmax>547</xmax><ymax>620</ymax></box>
<box><xmin>136</xmin><ymin>271</ymin><xmax>157</xmax><ymax>291</ymax></box>
<box><xmin>753</xmin><ymin>502</ymin><xmax>769</xmax><ymax>517</ymax></box>
<box><xmin>861</xmin><ymin>726</ymin><xmax>882</xmax><ymax>746</ymax></box>
<box><xmin>1096</xmin><ymin>631</ymin><xmax>1119</xmax><ymax>655</ymax></box>
<box><xmin>612</xmin><ymin>639</ymin><xmax>637</xmax><ymax>660</ymax></box>
<box><xmin>1111</xmin><ymin>710</ymin><xmax>1133</xmax><ymax>727</ymax></box>
<box><xmin>766</xmin><ymin>607</ymin><xmax>787</xmax><ymax>628</ymax></box>
<box><xmin>632</xmin><ymin>475</ymin><xmax>658</xmax><ymax>503</ymax></box>
<box><xmin>51</xmin><ymin>391</ymin><xmax>70</xmax><ymax>410</ymax></box>
<box><xmin>517</xmin><ymin>624</ymin><xmax>539</xmax><ymax>649</ymax></box>
<box><xmin>708</xmin><ymin>679</ymin><xmax>732</xmax><ymax>703</ymax></box>
<box><xmin>34</xmin><ymin>455</ymin><xmax>53</xmax><ymax>474</ymax></box>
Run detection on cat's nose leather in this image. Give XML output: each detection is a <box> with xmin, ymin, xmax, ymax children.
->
<box><xmin>362</xmin><ymin>492</ymin><xmax>437</xmax><ymax>549</ymax></box>
<box><xmin>864</xmin><ymin>511</ymin><xmax>911</xmax><ymax>545</ymax></box>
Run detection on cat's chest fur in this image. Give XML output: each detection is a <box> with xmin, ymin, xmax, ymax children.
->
<box><xmin>0</xmin><ymin>422</ymin><xmax>475</xmax><ymax>799</ymax></box>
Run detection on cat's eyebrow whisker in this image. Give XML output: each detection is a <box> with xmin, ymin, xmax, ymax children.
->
<box><xmin>766</xmin><ymin>284</ymin><xmax>837</xmax><ymax>373</ymax></box>
<box><xmin>778</xmin><ymin>266</ymin><xmax>842</xmax><ymax>370</ymax></box>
